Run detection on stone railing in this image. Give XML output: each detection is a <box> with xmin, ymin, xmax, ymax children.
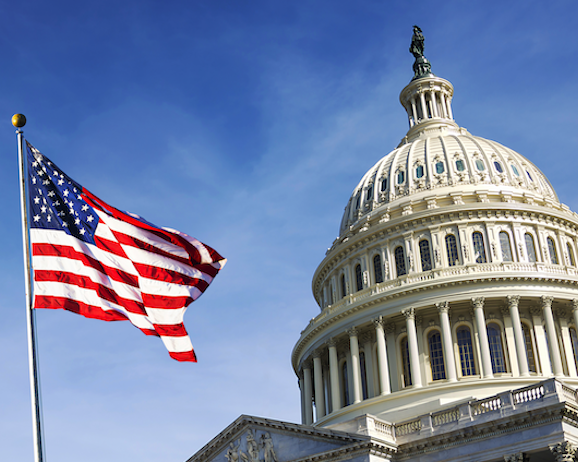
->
<box><xmin>317</xmin><ymin>261</ymin><xmax>578</xmax><ymax>321</ymax></box>
<box><xmin>369</xmin><ymin>379</ymin><xmax>575</xmax><ymax>443</ymax></box>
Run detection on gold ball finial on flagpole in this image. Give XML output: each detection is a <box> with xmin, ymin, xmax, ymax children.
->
<box><xmin>12</xmin><ymin>113</ymin><xmax>26</xmax><ymax>128</ymax></box>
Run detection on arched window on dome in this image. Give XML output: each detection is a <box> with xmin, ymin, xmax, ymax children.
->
<box><xmin>359</xmin><ymin>351</ymin><xmax>368</xmax><ymax>400</ymax></box>
<box><xmin>415</xmin><ymin>165</ymin><xmax>424</xmax><ymax>178</ymax></box>
<box><xmin>341</xmin><ymin>362</ymin><xmax>350</xmax><ymax>407</ymax></box>
<box><xmin>487</xmin><ymin>323</ymin><xmax>507</xmax><ymax>373</ymax></box>
<box><xmin>401</xmin><ymin>336</ymin><xmax>412</xmax><ymax>387</ymax></box>
<box><xmin>355</xmin><ymin>193</ymin><xmax>361</xmax><ymax>210</ymax></box>
<box><xmin>373</xmin><ymin>254</ymin><xmax>384</xmax><ymax>284</ymax></box>
<box><xmin>366</xmin><ymin>184</ymin><xmax>373</xmax><ymax>202</ymax></box>
<box><xmin>567</xmin><ymin>243</ymin><xmax>576</xmax><ymax>266</ymax></box>
<box><xmin>428</xmin><ymin>330</ymin><xmax>446</xmax><ymax>381</ymax></box>
<box><xmin>547</xmin><ymin>237</ymin><xmax>559</xmax><ymax>264</ymax></box>
<box><xmin>355</xmin><ymin>264</ymin><xmax>363</xmax><ymax>292</ymax></box>
<box><xmin>472</xmin><ymin>232</ymin><xmax>487</xmax><ymax>264</ymax></box>
<box><xmin>570</xmin><ymin>328</ymin><xmax>578</xmax><ymax>372</ymax></box>
<box><xmin>499</xmin><ymin>231</ymin><xmax>513</xmax><ymax>262</ymax></box>
<box><xmin>419</xmin><ymin>239</ymin><xmax>432</xmax><ymax>271</ymax></box>
<box><xmin>394</xmin><ymin>246</ymin><xmax>407</xmax><ymax>277</ymax></box>
<box><xmin>445</xmin><ymin>234</ymin><xmax>459</xmax><ymax>266</ymax></box>
<box><xmin>340</xmin><ymin>274</ymin><xmax>347</xmax><ymax>299</ymax></box>
<box><xmin>328</xmin><ymin>284</ymin><xmax>334</xmax><ymax>305</ymax></box>
<box><xmin>521</xmin><ymin>322</ymin><xmax>537</xmax><ymax>373</ymax></box>
<box><xmin>525</xmin><ymin>233</ymin><xmax>537</xmax><ymax>262</ymax></box>
<box><xmin>455</xmin><ymin>159</ymin><xmax>465</xmax><ymax>172</ymax></box>
<box><xmin>380</xmin><ymin>177</ymin><xmax>388</xmax><ymax>192</ymax></box>
<box><xmin>457</xmin><ymin>326</ymin><xmax>476</xmax><ymax>376</ymax></box>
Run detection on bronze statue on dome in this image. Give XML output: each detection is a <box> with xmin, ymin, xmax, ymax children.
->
<box><xmin>410</xmin><ymin>25</ymin><xmax>433</xmax><ymax>80</ymax></box>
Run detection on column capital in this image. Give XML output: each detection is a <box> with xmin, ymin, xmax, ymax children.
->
<box><xmin>507</xmin><ymin>295</ymin><xmax>520</xmax><ymax>309</ymax></box>
<box><xmin>572</xmin><ymin>298</ymin><xmax>578</xmax><ymax>312</ymax></box>
<box><xmin>372</xmin><ymin>316</ymin><xmax>384</xmax><ymax>329</ymax></box>
<box><xmin>347</xmin><ymin>327</ymin><xmax>359</xmax><ymax>338</ymax></box>
<box><xmin>436</xmin><ymin>301</ymin><xmax>450</xmax><ymax>314</ymax></box>
<box><xmin>550</xmin><ymin>441</ymin><xmax>576</xmax><ymax>462</ymax></box>
<box><xmin>542</xmin><ymin>295</ymin><xmax>554</xmax><ymax>309</ymax></box>
<box><xmin>471</xmin><ymin>297</ymin><xmax>485</xmax><ymax>309</ymax></box>
<box><xmin>312</xmin><ymin>349</ymin><xmax>323</xmax><ymax>359</ymax></box>
<box><xmin>326</xmin><ymin>338</ymin><xmax>337</xmax><ymax>348</ymax></box>
<box><xmin>302</xmin><ymin>359</ymin><xmax>312</xmax><ymax>370</ymax></box>
<box><xmin>402</xmin><ymin>307</ymin><xmax>415</xmax><ymax>320</ymax></box>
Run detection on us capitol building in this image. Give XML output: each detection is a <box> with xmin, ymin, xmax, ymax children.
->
<box><xmin>188</xmin><ymin>28</ymin><xmax>578</xmax><ymax>462</ymax></box>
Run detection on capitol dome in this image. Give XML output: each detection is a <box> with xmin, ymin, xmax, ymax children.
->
<box><xmin>292</xmin><ymin>27</ymin><xmax>578</xmax><ymax>432</ymax></box>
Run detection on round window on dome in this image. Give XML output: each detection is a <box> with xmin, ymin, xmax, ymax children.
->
<box><xmin>397</xmin><ymin>171</ymin><xmax>405</xmax><ymax>184</ymax></box>
<box><xmin>511</xmin><ymin>164</ymin><xmax>520</xmax><ymax>176</ymax></box>
<box><xmin>416</xmin><ymin>165</ymin><xmax>424</xmax><ymax>178</ymax></box>
<box><xmin>435</xmin><ymin>162</ymin><xmax>445</xmax><ymax>174</ymax></box>
<box><xmin>494</xmin><ymin>161</ymin><xmax>503</xmax><ymax>173</ymax></box>
<box><xmin>475</xmin><ymin>159</ymin><xmax>485</xmax><ymax>171</ymax></box>
<box><xmin>455</xmin><ymin>159</ymin><xmax>465</xmax><ymax>172</ymax></box>
<box><xmin>380</xmin><ymin>177</ymin><xmax>388</xmax><ymax>191</ymax></box>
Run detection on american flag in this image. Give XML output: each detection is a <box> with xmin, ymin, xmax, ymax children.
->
<box><xmin>26</xmin><ymin>141</ymin><xmax>226</xmax><ymax>362</ymax></box>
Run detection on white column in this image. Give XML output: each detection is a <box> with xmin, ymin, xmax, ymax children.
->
<box><xmin>542</xmin><ymin>296</ymin><xmax>564</xmax><ymax>377</ymax></box>
<box><xmin>411</xmin><ymin>98</ymin><xmax>418</xmax><ymax>123</ymax></box>
<box><xmin>508</xmin><ymin>295</ymin><xmax>530</xmax><ymax>377</ymax></box>
<box><xmin>531</xmin><ymin>306</ymin><xmax>552</xmax><ymax>375</ymax></box>
<box><xmin>446</xmin><ymin>95</ymin><xmax>454</xmax><ymax>119</ymax></box>
<box><xmin>436</xmin><ymin>302</ymin><xmax>457</xmax><ymax>382</ymax></box>
<box><xmin>312</xmin><ymin>352</ymin><xmax>326</xmax><ymax>419</ymax></box>
<box><xmin>430</xmin><ymin>91</ymin><xmax>439</xmax><ymax>117</ymax></box>
<box><xmin>348</xmin><ymin>328</ymin><xmax>362</xmax><ymax>404</ymax></box>
<box><xmin>373</xmin><ymin>317</ymin><xmax>391</xmax><ymax>395</ymax></box>
<box><xmin>361</xmin><ymin>333</ymin><xmax>375</xmax><ymax>398</ymax></box>
<box><xmin>327</xmin><ymin>339</ymin><xmax>341</xmax><ymax>413</ymax></box>
<box><xmin>472</xmin><ymin>297</ymin><xmax>494</xmax><ymax>378</ymax></box>
<box><xmin>419</xmin><ymin>92</ymin><xmax>428</xmax><ymax>120</ymax></box>
<box><xmin>302</xmin><ymin>362</ymin><xmax>314</xmax><ymax>425</ymax></box>
<box><xmin>385</xmin><ymin>323</ymin><xmax>399</xmax><ymax>391</ymax></box>
<box><xmin>402</xmin><ymin>307</ymin><xmax>422</xmax><ymax>388</ymax></box>
<box><xmin>502</xmin><ymin>306</ymin><xmax>519</xmax><ymax>376</ymax></box>
<box><xmin>558</xmin><ymin>310</ymin><xmax>577</xmax><ymax>377</ymax></box>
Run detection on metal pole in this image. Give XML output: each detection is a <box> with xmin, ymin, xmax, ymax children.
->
<box><xmin>15</xmin><ymin>114</ymin><xmax>45</xmax><ymax>462</ymax></box>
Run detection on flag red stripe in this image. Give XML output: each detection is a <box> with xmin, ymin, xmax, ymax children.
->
<box><xmin>142</xmin><ymin>293</ymin><xmax>193</xmax><ymax>309</ymax></box>
<box><xmin>34</xmin><ymin>270</ymin><xmax>147</xmax><ymax>316</ymax></box>
<box><xmin>94</xmin><ymin>235</ymin><xmax>128</xmax><ymax>258</ymax></box>
<box><xmin>34</xmin><ymin>295</ymin><xmax>129</xmax><ymax>321</ymax></box>
<box><xmin>153</xmin><ymin>323</ymin><xmax>188</xmax><ymax>337</ymax></box>
<box><xmin>169</xmin><ymin>350</ymin><xmax>197</xmax><ymax>362</ymax></box>
<box><xmin>33</xmin><ymin>242</ymin><xmax>139</xmax><ymax>287</ymax></box>
<box><xmin>133</xmin><ymin>262</ymin><xmax>210</xmax><ymax>290</ymax></box>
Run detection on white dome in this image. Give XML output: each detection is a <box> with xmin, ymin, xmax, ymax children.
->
<box><xmin>293</xmin><ymin>58</ymin><xmax>578</xmax><ymax>431</ymax></box>
<box><xmin>339</xmin><ymin>77</ymin><xmax>557</xmax><ymax>237</ymax></box>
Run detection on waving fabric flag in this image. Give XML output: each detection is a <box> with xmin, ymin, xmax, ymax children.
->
<box><xmin>26</xmin><ymin>141</ymin><xmax>226</xmax><ymax>362</ymax></box>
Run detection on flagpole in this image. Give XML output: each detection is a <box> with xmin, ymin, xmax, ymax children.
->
<box><xmin>14</xmin><ymin>114</ymin><xmax>45</xmax><ymax>462</ymax></box>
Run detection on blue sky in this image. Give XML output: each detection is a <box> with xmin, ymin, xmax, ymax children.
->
<box><xmin>1</xmin><ymin>1</ymin><xmax>578</xmax><ymax>461</ymax></box>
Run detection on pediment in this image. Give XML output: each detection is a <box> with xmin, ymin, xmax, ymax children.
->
<box><xmin>187</xmin><ymin>415</ymin><xmax>373</xmax><ymax>462</ymax></box>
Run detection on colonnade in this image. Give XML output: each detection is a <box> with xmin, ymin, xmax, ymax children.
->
<box><xmin>407</xmin><ymin>87</ymin><xmax>453</xmax><ymax>128</ymax></box>
<box><xmin>298</xmin><ymin>296</ymin><xmax>578</xmax><ymax>425</ymax></box>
